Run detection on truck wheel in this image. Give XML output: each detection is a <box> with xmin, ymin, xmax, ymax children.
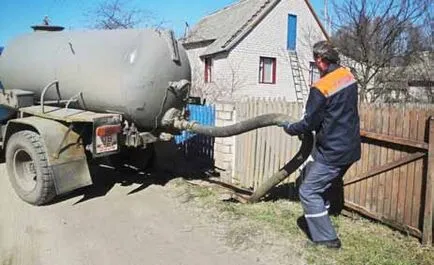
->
<box><xmin>6</xmin><ymin>131</ymin><xmax>56</xmax><ymax>205</ymax></box>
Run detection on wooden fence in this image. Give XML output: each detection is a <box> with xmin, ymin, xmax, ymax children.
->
<box><xmin>233</xmin><ymin>99</ymin><xmax>434</xmax><ymax>244</ymax></box>
<box><xmin>345</xmin><ymin>104</ymin><xmax>434</xmax><ymax>244</ymax></box>
<box><xmin>234</xmin><ymin>99</ymin><xmax>304</xmax><ymax>187</ymax></box>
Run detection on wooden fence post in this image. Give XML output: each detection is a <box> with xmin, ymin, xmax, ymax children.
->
<box><xmin>422</xmin><ymin>117</ymin><xmax>434</xmax><ymax>245</ymax></box>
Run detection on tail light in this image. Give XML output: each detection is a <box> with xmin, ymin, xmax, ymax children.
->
<box><xmin>96</xmin><ymin>125</ymin><xmax>122</xmax><ymax>137</ymax></box>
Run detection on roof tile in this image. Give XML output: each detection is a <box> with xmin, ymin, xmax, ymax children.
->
<box><xmin>183</xmin><ymin>0</ymin><xmax>278</xmax><ymax>56</ymax></box>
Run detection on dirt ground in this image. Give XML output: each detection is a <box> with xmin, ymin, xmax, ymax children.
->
<box><xmin>0</xmin><ymin>161</ymin><xmax>304</xmax><ymax>265</ymax></box>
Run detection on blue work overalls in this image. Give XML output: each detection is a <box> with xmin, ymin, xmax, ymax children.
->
<box><xmin>285</xmin><ymin>65</ymin><xmax>361</xmax><ymax>242</ymax></box>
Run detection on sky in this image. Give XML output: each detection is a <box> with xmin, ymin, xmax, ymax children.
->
<box><xmin>0</xmin><ymin>0</ymin><xmax>327</xmax><ymax>46</ymax></box>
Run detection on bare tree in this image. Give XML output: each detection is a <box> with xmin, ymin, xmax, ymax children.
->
<box><xmin>190</xmin><ymin>57</ymin><xmax>251</xmax><ymax>103</ymax></box>
<box><xmin>411</xmin><ymin>3</ymin><xmax>434</xmax><ymax>103</ymax></box>
<box><xmin>86</xmin><ymin>0</ymin><xmax>157</xmax><ymax>30</ymax></box>
<box><xmin>331</xmin><ymin>0</ymin><xmax>430</xmax><ymax>102</ymax></box>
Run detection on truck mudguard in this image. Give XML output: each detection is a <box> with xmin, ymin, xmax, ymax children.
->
<box><xmin>4</xmin><ymin>116</ymin><xmax>93</xmax><ymax>195</ymax></box>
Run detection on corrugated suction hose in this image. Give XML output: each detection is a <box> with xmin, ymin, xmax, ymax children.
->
<box><xmin>171</xmin><ymin>113</ymin><xmax>314</xmax><ymax>203</ymax></box>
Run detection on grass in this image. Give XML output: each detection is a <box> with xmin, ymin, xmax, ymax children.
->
<box><xmin>170</xmin><ymin>179</ymin><xmax>434</xmax><ymax>265</ymax></box>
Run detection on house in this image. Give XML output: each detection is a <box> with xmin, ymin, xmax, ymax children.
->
<box><xmin>181</xmin><ymin>0</ymin><xmax>329</xmax><ymax>102</ymax></box>
<box><xmin>368</xmin><ymin>51</ymin><xmax>434</xmax><ymax>103</ymax></box>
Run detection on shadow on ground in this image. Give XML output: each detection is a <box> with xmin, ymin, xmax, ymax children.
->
<box><xmin>48</xmin><ymin>140</ymin><xmax>216</xmax><ymax>206</ymax></box>
<box><xmin>214</xmin><ymin>175</ymin><xmax>344</xmax><ymax>216</ymax></box>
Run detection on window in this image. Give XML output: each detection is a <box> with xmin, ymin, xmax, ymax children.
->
<box><xmin>204</xmin><ymin>57</ymin><xmax>212</xmax><ymax>83</ymax></box>
<box><xmin>287</xmin><ymin>14</ymin><xmax>297</xmax><ymax>50</ymax></box>
<box><xmin>259</xmin><ymin>57</ymin><xmax>276</xmax><ymax>84</ymax></box>
<box><xmin>309</xmin><ymin>62</ymin><xmax>320</xmax><ymax>85</ymax></box>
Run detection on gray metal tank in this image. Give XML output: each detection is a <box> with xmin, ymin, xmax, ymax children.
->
<box><xmin>0</xmin><ymin>28</ymin><xmax>191</xmax><ymax>129</ymax></box>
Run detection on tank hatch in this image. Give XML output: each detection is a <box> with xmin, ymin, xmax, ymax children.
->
<box><xmin>31</xmin><ymin>25</ymin><xmax>65</xmax><ymax>32</ymax></box>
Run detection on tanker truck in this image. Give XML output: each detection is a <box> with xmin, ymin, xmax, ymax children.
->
<box><xmin>0</xmin><ymin>26</ymin><xmax>312</xmax><ymax>206</ymax></box>
<box><xmin>0</xmin><ymin>25</ymin><xmax>192</xmax><ymax>205</ymax></box>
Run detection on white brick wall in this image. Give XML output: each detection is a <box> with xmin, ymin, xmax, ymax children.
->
<box><xmin>184</xmin><ymin>44</ymin><xmax>208</xmax><ymax>98</ymax></box>
<box><xmin>184</xmin><ymin>0</ymin><xmax>327</xmax><ymax>102</ymax></box>
<box><xmin>213</xmin><ymin>101</ymin><xmax>236</xmax><ymax>181</ymax></box>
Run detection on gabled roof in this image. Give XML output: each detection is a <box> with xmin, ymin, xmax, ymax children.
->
<box><xmin>182</xmin><ymin>0</ymin><xmax>329</xmax><ymax>57</ymax></box>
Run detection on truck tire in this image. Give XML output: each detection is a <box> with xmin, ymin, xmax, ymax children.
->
<box><xmin>6</xmin><ymin>131</ymin><xmax>56</xmax><ymax>205</ymax></box>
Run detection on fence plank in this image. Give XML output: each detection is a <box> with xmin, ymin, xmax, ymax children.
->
<box><xmin>282</xmin><ymin>102</ymin><xmax>291</xmax><ymax>184</ymax></box>
<box><xmin>377</xmin><ymin>106</ymin><xmax>389</xmax><ymax>215</ymax></box>
<box><xmin>359</xmin><ymin>103</ymin><xmax>371</xmax><ymax>208</ymax></box>
<box><xmin>360</xmin><ymin>130</ymin><xmax>429</xmax><ymax>150</ymax></box>
<box><xmin>412</xmin><ymin>110</ymin><xmax>427</xmax><ymax>228</ymax></box>
<box><xmin>422</xmin><ymin>117</ymin><xmax>434</xmax><ymax>245</ymax></box>
<box><xmin>344</xmin><ymin>152</ymin><xmax>425</xmax><ymax>186</ymax></box>
<box><xmin>268</xmin><ymin>99</ymin><xmax>275</xmax><ymax>177</ymax></box>
<box><xmin>259</xmin><ymin>100</ymin><xmax>268</xmax><ymax>187</ymax></box>
<box><xmin>295</xmin><ymin>103</ymin><xmax>303</xmax><ymax>181</ymax></box>
<box><xmin>346</xmin><ymin>102</ymin><xmax>360</xmax><ymax>203</ymax></box>
<box><xmin>288</xmin><ymin>102</ymin><xmax>298</xmax><ymax>182</ymax></box>
<box><xmin>258</xmin><ymin>99</ymin><xmax>264</xmax><ymax>187</ymax></box>
<box><xmin>242</xmin><ymin>101</ymin><xmax>248</xmax><ymax>185</ymax></box>
<box><xmin>390</xmin><ymin>107</ymin><xmax>401</xmax><ymax>220</ymax></box>
<box><xmin>254</xmin><ymin>100</ymin><xmax>265</xmax><ymax>188</ymax></box>
<box><xmin>354</xmin><ymin>104</ymin><xmax>365</xmax><ymax>206</ymax></box>
<box><xmin>404</xmin><ymin>109</ymin><xmax>418</xmax><ymax>226</ymax></box>
<box><xmin>276</xmin><ymin>99</ymin><xmax>285</xmax><ymax>172</ymax></box>
<box><xmin>367</xmin><ymin>105</ymin><xmax>378</xmax><ymax>211</ymax></box>
<box><xmin>244</xmin><ymin>99</ymin><xmax>251</xmax><ymax>187</ymax></box>
<box><xmin>251</xmin><ymin>98</ymin><xmax>260</xmax><ymax>188</ymax></box>
<box><xmin>345</xmin><ymin>163</ymin><xmax>355</xmax><ymax>203</ymax></box>
<box><xmin>374</xmin><ymin>105</ymin><xmax>383</xmax><ymax>213</ymax></box>
<box><xmin>383</xmin><ymin>107</ymin><xmax>397</xmax><ymax>220</ymax></box>
<box><xmin>270</xmin><ymin>99</ymin><xmax>280</xmax><ymax>175</ymax></box>
<box><xmin>244</xmin><ymin>99</ymin><xmax>254</xmax><ymax>188</ymax></box>
<box><xmin>235</xmin><ymin>102</ymin><xmax>241</xmax><ymax>184</ymax></box>
<box><xmin>235</xmin><ymin>101</ymin><xmax>245</xmax><ymax>185</ymax></box>
<box><xmin>263</xmin><ymin>100</ymin><xmax>272</xmax><ymax>184</ymax></box>
<box><xmin>276</xmin><ymin>100</ymin><xmax>284</xmax><ymax>170</ymax></box>
<box><xmin>397</xmin><ymin>108</ymin><xmax>410</xmax><ymax>223</ymax></box>
<box><xmin>267</xmin><ymin>99</ymin><xmax>275</xmax><ymax>180</ymax></box>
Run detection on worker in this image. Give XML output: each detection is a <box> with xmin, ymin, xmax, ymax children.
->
<box><xmin>279</xmin><ymin>41</ymin><xmax>361</xmax><ymax>249</ymax></box>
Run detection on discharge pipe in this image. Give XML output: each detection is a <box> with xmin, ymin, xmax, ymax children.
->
<box><xmin>165</xmin><ymin>112</ymin><xmax>314</xmax><ymax>203</ymax></box>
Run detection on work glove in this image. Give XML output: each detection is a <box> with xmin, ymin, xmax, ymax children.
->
<box><xmin>277</xmin><ymin>121</ymin><xmax>296</xmax><ymax>136</ymax></box>
<box><xmin>277</xmin><ymin>121</ymin><xmax>304</xmax><ymax>140</ymax></box>
<box><xmin>277</xmin><ymin>120</ymin><xmax>290</xmax><ymax>128</ymax></box>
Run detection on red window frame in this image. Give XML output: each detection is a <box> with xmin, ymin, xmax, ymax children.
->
<box><xmin>259</xmin><ymin>57</ymin><xmax>276</xmax><ymax>84</ymax></box>
<box><xmin>204</xmin><ymin>57</ymin><xmax>212</xmax><ymax>83</ymax></box>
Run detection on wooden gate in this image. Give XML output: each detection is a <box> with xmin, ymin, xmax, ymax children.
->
<box><xmin>344</xmin><ymin>104</ymin><xmax>434</xmax><ymax>244</ymax></box>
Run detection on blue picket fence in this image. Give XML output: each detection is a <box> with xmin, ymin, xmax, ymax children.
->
<box><xmin>175</xmin><ymin>104</ymin><xmax>215</xmax><ymax>164</ymax></box>
<box><xmin>175</xmin><ymin>104</ymin><xmax>215</xmax><ymax>144</ymax></box>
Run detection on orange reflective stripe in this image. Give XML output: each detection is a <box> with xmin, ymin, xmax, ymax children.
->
<box><xmin>313</xmin><ymin>68</ymin><xmax>356</xmax><ymax>97</ymax></box>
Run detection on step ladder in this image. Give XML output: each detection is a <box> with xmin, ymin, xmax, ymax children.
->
<box><xmin>288</xmin><ymin>51</ymin><xmax>309</xmax><ymax>104</ymax></box>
